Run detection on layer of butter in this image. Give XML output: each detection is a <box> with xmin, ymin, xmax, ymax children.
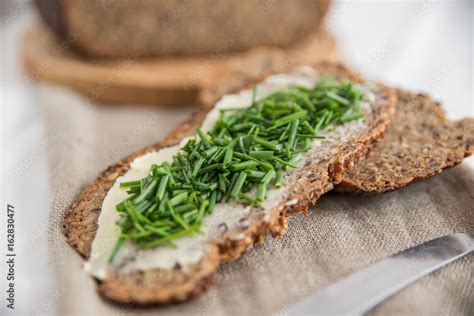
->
<box><xmin>85</xmin><ymin>66</ymin><xmax>372</xmax><ymax>279</ymax></box>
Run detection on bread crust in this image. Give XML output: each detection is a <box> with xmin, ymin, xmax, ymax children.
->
<box><xmin>63</xmin><ymin>62</ymin><xmax>396</xmax><ymax>304</ymax></box>
<box><xmin>337</xmin><ymin>90</ymin><xmax>473</xmax><ymax>194</ymax></box>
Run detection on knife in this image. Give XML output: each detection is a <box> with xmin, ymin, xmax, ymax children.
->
<box><xmin>286</xmin><ymin>233</ymin><xmax>474</xmax><ymax>315</ymax></box>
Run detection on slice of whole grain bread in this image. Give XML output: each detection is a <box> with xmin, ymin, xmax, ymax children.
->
<box><xmin>337</xmin><ymin>89</ymin><xmax>473</xmax><ymax>194</ymax></box>
<box><xmin>63</xmin><ymin>63</ymin><xmax>396</xmax><ymax>305</ymax></box>
<box><xmin>456</xmin><ymin>118</ymin><xmax>474</xmax><ymax>154</ymax></box>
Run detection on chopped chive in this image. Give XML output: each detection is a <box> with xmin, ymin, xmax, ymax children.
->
<box><xmin>289</xmin><ymin>153</ymin><xmax>303</xmax><ymax>165</ymax></box>
<box><xmin>196</xmin><ymin>200</ymin><xmax>209</xmax><ymax>223</ymax></box>
<box><xmin>238</xmin><ymin>136</ymin><xmax>247</xmax><ymax>154</ymax></box>
<box><xmin>231</xmin><ymin>160</ymin><xmax>259</xmax><ymax>171</ymax></box>
<box><xmin>139</xmin><ymin>178</ymin><xmax>146</xmax><ymax>191</ymax></box>
<box><xmin>196</xmin><ymin>128</ymin><xmax>211</xmax><ymax>148</ymax></box>
<box><xmin>204</xmin><ymin>146</ymin><xmax>218</xmax><ymax>158</ymax></box>
<box><xmin>284</xmin><ymin>143</ymin><xmax>292</xmax><ymax>159</ymax></box>
<box><xmin>245</xmin><ymin>170</ymin><xmax>266</xmax><ymax>179</ymax></box>
<box><xmin>199</xmin><ymin>163</ymin><xmax>221</xmax><ymax>174</ymax></box>
<box><xmin>156</xmin><ymin>174</ymin><xmax>169</xmax><ymax>201</ymax></box>
<box><xmin>119</xmin><ymin>180</ymin><xmax>141</xmax><ymax>188</ymax></box>
<box><xmin>144</xmin><ymin>202</ymin><xmax>158</xmax><ymax>216</ymax></box>
<box><xmin>257</xmin><ymin>183</ymin><xmax>267</xmax><ymax>202</ymax></box>
<box><xmin>275</xmin><ymin>171</ymin><xmax>284</xmax><ymax>188</ymax></box>
<box><xmin>192</xmin><ymin>157</ymin><xmax>205</xmax><ymax>178</ymax></box>
<box><xmin>288</xmin><ymin>119</ymin><xmax>300</xmax><ymax>150</ymax></box>
<box><xmin>315</xmin><ymin>111</ymin><xmax>327</xmax><ymax>132</ymax></box>
<box><xmin>208</xmin><ymin>191</ymin><xmax>217</xmax><ymax>214</ymax></box>
<box><xmin>251</xmin><ymin>85</ymin><xmax>257</xmax><ymax>105</ymax></box>
<box><xmin>285</xmin><ymin>153</ymin><xmax>303</xmax><ymax>171</ymax></box>
<box><xmin>108</xmin><ymin>237</ymin><xmax>125</xmax><ymax>263</ymax></box>
<box><xmin>273</xmin><ymin>156</ymin><xmax>297</xmax><ymax>169</ymax></box>
<box><xmin>253</xmin><ymin>136</ymin><xmax>278</xmax><ymax>150</ymax></box>
<box><xmin>271</xmin><ymin>111</ymin><xmax>307</xmax><ymax>128</ymax></box>
<box><xmin>327</xmin><ymin>91</ymin><xmax>350</xmax><ymax>105</ymax></box>
<box><xmin>230</xmin><ymin>172</ymin><xmax>247</xmax><ymax>198</ymax></box>
<box><xmin>249</xmin><ymin>150</ymin><xmax>274</xmax><ymax>160</ymax></box>
<box><xmin>261</xmin><ymin>169</ymin><xmax>276</xmax><ymax>185</ymax></box>
<box><xmin>169</xmin><ymin>192</ymin><xmax>188</xmax><ymax>206</ymax></box>
<box><xmin>134</xmin><ymin>179</ymin><xmax>158</xmax><ymax>204</ymax></box>
<box><xmin>144</xmin><ymin>225</ymin><xmax>170</xmax><ymax>236</ymax></box>
<box><xmin>223</xmin><ymin>146</ymin><xmax>233</xmax><ymax>167</ymax></box>
<box><xmin>187</xmin><ymin>191</ymin><xmax>197</xmax><ymax>203</ymax></box>
<box><xmin>123</xmin><ymin>200</ymin><xmax>139</xmax><ymax>224</ymax></box>
<box><xmin>218</xmin><ymin>174</ymin><xmax>227</xmax><ymax>192</ymax></box>
<box><xmin>174</xmin><ymin>203</ymin><xmax>197</xmax><ymax>214</ymax></box>
<box><xmin>183</xmin><ymin>209</ymin><xmax>199</xmax><ymax>220</ymax></box>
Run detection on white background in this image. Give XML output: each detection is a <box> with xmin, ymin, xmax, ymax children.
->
<box><xmin>1</xmin><ymin>1</ymin><xmax>473</xmax><ymax>314</ymax></box>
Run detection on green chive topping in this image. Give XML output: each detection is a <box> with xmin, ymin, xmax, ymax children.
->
<box><xmin>109</xmin><ymin>76</ymin><xmax>365</xmax><ymax>261</ymax></box>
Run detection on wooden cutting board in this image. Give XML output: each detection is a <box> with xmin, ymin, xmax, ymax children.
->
<box><xmin>22</xmin><ymin>21</ymin><xmax>340</xmax><ymax>106</ymax></box>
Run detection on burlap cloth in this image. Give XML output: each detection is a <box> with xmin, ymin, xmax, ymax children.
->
<box><xmin>39</xmin><ymin>84</ymin><xmax>473</xmax><ymax>316</ymax></box>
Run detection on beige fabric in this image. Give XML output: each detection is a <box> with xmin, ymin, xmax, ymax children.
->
<box><xmin>40</xmin><ymin>84</ymin><xmax>474</xmax><ymax>316</ymax></box>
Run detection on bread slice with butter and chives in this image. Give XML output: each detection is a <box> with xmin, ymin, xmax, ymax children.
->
<box><xmin>337</xmin><ymin>89</ymin><xmax>473</xmax><ymax>194</ymax></box>
<box><xmin>63</xmin><ymin>63</ymin><xmax>396</xmax><ymax>305</ymax></box>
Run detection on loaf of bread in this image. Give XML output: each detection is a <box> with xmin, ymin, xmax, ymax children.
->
<box><xmin>35</xmin><ymin>0</ymin><xmax>331</xmax><ymax>58</ymax></box>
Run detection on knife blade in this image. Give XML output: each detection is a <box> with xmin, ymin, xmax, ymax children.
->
<box><xmin>286</xmin><ymin>233</ymin><xmax>474</xmax><ymax>315</ymax></box>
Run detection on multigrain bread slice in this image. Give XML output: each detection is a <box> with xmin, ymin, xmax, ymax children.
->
<box><xmin>456</xmin><ymin>118</ymin><xmax>474</xmax><ymax>154</ymax></box>
<box><xmin>35</xmin><ymin>0</ymin><xmax>331</xmax><ymax>57</ymax></box>
<box><xmin>337</xmin><ymin>89</ymin><xmax>473</xmax><ymax>194</ymax></box>
<box><xmin>63</xmin><ymin>63</ymin><xmax>396</xmax><ymax>305</ymax></box>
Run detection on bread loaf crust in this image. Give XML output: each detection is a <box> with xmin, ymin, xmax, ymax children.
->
<box><xmin>35</xmin><ymin>0</ymin><xmax>331</xmax><ymax>58</ymax></box>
